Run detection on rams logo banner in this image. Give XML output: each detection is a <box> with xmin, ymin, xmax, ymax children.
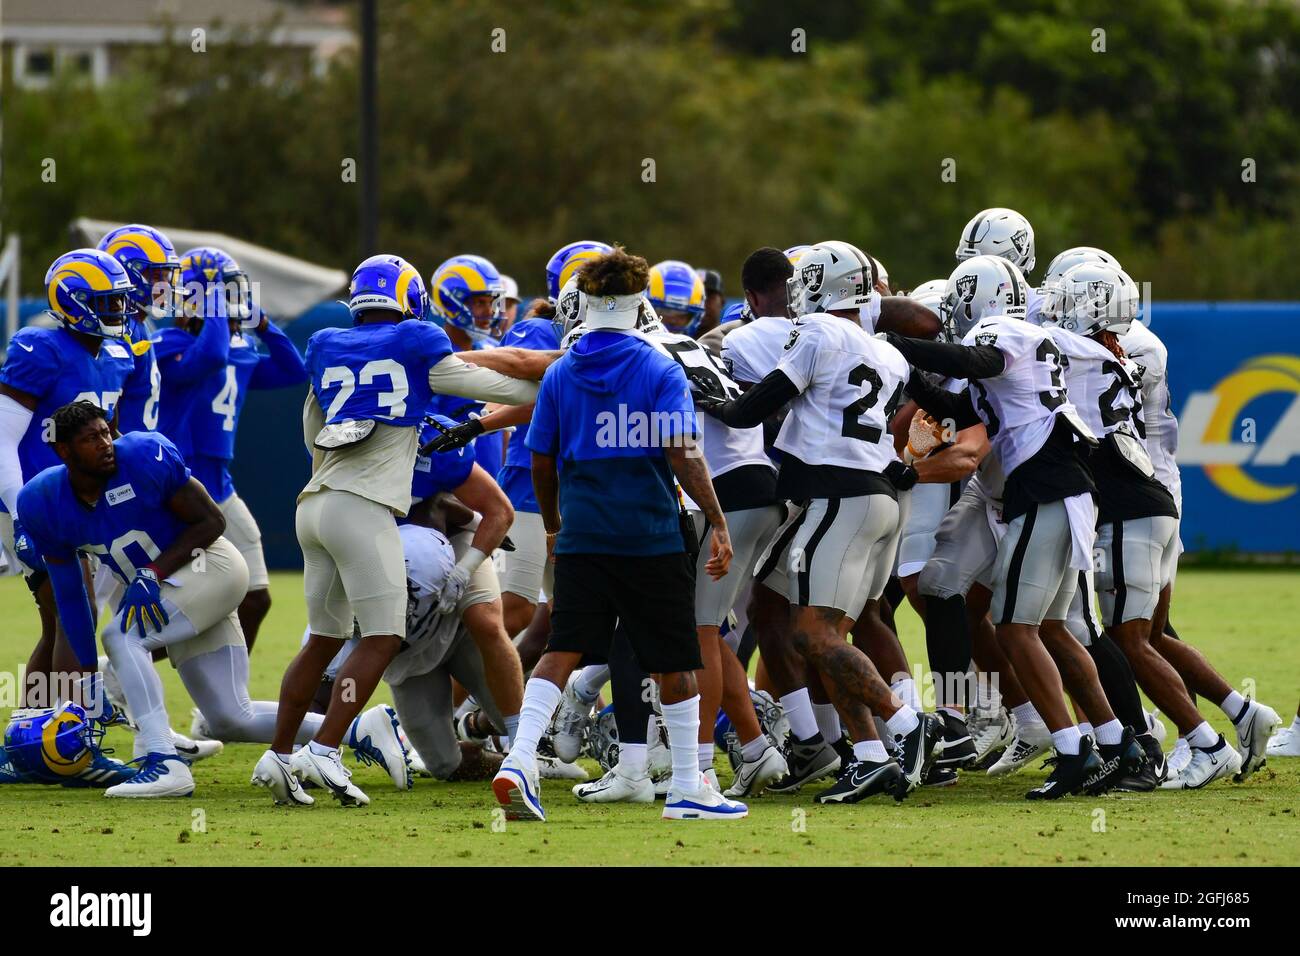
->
<box><xmin>1159</xmin><ymin>303</ymin><xmax>1300</xmax><ymax>552</ymax></box>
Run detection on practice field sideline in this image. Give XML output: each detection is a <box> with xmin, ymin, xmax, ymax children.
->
<box><xmin>0</xmin><ymin>569</ymin><xmax>1295</xmax><ymax>867</ymax></box>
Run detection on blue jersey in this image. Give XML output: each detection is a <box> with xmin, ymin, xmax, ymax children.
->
<box><xmin>117</xmin><ymin>317</ymin><xmax>162</xmax><ymax>433</ymax></box>
<box><xmin>428</xmin><ymin>337</ymin><xmax>507</xmax><ymax>485</ymax></box>
<box><xmin>0</xmin><ymin>325</ymin><xmax>135</xmax><ymax>483</ymax></box>
<box><xmin>17</xmin><ymin>431</ymin><xmax>192</xmax><ymax>585</ymax></box>
<box><xmin>410</xmin><ymin>414</ymin><xmax>476</xmax><ymax>503</ymax></box>
<box><xmin>306</xmin><ymin>320</ymin><xmax>452</xmax><ymax>428</ymax></box>
<box><xmin>496</xmin><ymin>318</ymin><xmax>559</xmax><ymax>513</ymax></box>
<box><xmin>154</xmin><ymin>315</ymin><xmax>232</xmax><ymax>460</ymax></box>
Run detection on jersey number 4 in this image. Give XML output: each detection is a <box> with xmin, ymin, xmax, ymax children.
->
<box><xmin>321</xmin><ymin>360</ymin><xmax>409</xmax><ymax>420</ymax></box>
<box><xmin>841</xmin><ymin>364</ymin><xmax>903</xmax><ymax>444</ymax></box>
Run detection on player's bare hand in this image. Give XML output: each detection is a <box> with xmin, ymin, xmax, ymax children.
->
<box><xmin>705</xmin><ymin>522</ymin><xmax>732</xmax><ymax>580</ymax></box>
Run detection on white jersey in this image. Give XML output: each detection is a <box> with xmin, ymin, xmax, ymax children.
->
<box><xmin>721</xmin><ymin>315</ymin><xmax>795</xmax><ymax>385</ymax></box>
<box><xmin>774</xmin><ymin>313</ymin><xmax>908</xmax><ymax>474</ymax></box>
<box><xmin>646</xmin><ymin>329</ymin><xmax>772</xmax><ymax>481</ymax></box>
<box><xmin>1025</xmin><ymin>286</ymin><xmax>1045</xmax><ymax>325</ymax></box>
<box><xmin>859</xmin><ymin>293</ymin><xmax>883</xmax><ymax>333</ymax></box>
<box><xmin>1047</xmin><ymin>328</ymin><xmax>1147</xmax><ymax>442</ymax></box>
<box><xmin>1119</xmin><ymin>321</ymin><xmax>1181</xmax><ymax>507</ymax></box>
<box><xmin>381</xmin><ymin>524</ymin><xmax>462</xmax><ymax>686</ymax></box>
<box><xmin>960</xmin><ymin>316</ymin><xmax>1092</xmax><ymax>476</ymax></box>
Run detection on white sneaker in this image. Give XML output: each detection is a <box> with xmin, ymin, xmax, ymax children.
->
<box><xmin>1233</xmin><ymin>700</ymin><xmax>1281</xmax><ymax>780</ymax></box>
<box><xmin>663</xmin><ymin>773</ymin><xmax>748</xmax><ymax>820</ymax></box>
<box><xmin>971</xmin><ymin>707</ymin><xmax>1013</xmax><ymax>764</ymax></box>
<box><xmin>104</xmin><ymin>753</ymin><xmax>194</xmax><ymax>798</ymax></box>
<box><xmin>1160</xmin><ymin>735</ymin><xmax>1242</xmax><ymax>790</ymax></box>
<box><xmin>348</xmin><ymin>704</ymin><xmax>412</xmax><ymax>790</ymax></box>
<box><xmin>395</xmin><ymin>725</ymin><xmax>432</xmax><ymax>777</ymax></box>
<box><xmin>172</xmin><ymin>727</ymin><xmax>223</xmax><ymax>762</ymax></box>
<box><xmin>987</xmin><ymin>720</ymin><xmax>1051</xmax><ymax>776</ymax></box>
<box><xmin>291</xmin><ymin>746</ymin><xmax>369</xmax><ymax>806</ymax></box>
<box><xmin>573</xmin><ymin>763</ymin><xmax>654</xmax><ymax>803</ymax></box>
<box><xmin>538</xmin><ymin>754</ymin><xmax>589</xmax><ymax>781</ymax></box>
<box><xmin>1145</xmin><ymin>710</ymin><xmax>1167</xmax><ymax>745</ymax></box>
<box><xmin>1266</xmin><ymin>723</ymin><xmax>1300</xmax><ymax>757</ymax></box>
<box><xmin>1167</xmin><ymin>736</ymin><xmax>1192</xmax><ymax>775</ymax></box>
<box><xmin>189</xmin><ymin>708</ymin><xmax>213</xmax><ymax>742</ymax></box>
<box><xmin>724</xmin><ymin>745</ymin><xmax>789</xmax><ymax>798</ymax></box>
<box><xmin>492</xmin><ymin>753</ymin><xmax>545</xmax><ymax>821</ymax></box>
<box><xmin>549</xmin><ymin>673</ymin><xmax>594</xmax><ymax>763</ymax></box>
<box><xmin>251</xmin><ymin>750</ymin><xmax>314</xmax><ymax>806</ymax></box>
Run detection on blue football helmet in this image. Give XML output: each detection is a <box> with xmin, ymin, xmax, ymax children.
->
<box><xmin>721</xmin><ymin>300</ymin><xmax>753</xmax><ymax>324</ymax></box>
<box><xmin>180</xmin><ymin>247</ymin><xmax>257</xmax><ymax>327</ymax></box>
<box><xmin>347</xmin><ymin>254</ymin><xmax>428</xmax><ymax>323</ymax></box>
<box><xmin>4</xmin><ymin>703</ymin><xmax>97</xmax><ymax>783</ymax></box>
<box><xmin>647</xmin><ymin>260</ymin><xmax>705</xmax><ymax>335</ymax></box>
<box><xmin>544</xmin><ymin>240</ymin><xmax>613</xmax><ymax>302</ymax></box>
<box><xmin>430</xmin><ymin>254</ymin><xmax>505</xmax><ymax>344</ymax></box>
<box><xmin>97</xmin><ymin>224</ymin><xmax>182</xmax><ymax>321</ymax></box>
<box><xmin>44</xmin><ymin>249</ymin><xmax>135</xmax><ymax>339</ymax></box>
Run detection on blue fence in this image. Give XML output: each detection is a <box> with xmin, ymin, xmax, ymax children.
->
<box><xmin>4</xmin><ymin>299</ymin><xmax>1298</xmax><ymax>564</ymax></box>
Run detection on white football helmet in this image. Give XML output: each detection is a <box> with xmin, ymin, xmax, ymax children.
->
<box><xmin>941</xmin><ymin>255</ymin><xmax>1029</xmax><ymax>340</ymax></box>
<box><xmin>955</xmin><ymin>207</ymin><xmax>1036</xmax><ymax>274</ymax></box>
<box><xmin>786</xmin><ymin>240</ymin><xmax>876</xmax><ymax>318</ymax></box>
<box><xmin>1040</xmin><ymin>246</ymin><xmax>1120</xmax><ymax>289</ymax></box>
<box><xmin>907</xmin><ymin>278</ymin><xmax>946</xmax><ymax>308</ymax></box>
<box><xmin>870</xmin><ymin>256</ymin><xmax>890</xmax><ymax>292</ymax></box>
<box><xmin>554</xmin><ymin>275</ymin><xmax>587</xmax><ymax>338</ymax></box>
<box><xmin>1040</xmin><ymin>261</ymin><xmax>1139</xmax><ymax>337</ymax></box>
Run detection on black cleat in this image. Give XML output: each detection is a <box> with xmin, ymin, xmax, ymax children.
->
<box><xmin>935</xmin><ymin>711</ymin><xmax>978</xmax><ymax>769</ymax></box>
<box><xmin>1083</xmin><ymin>727</ymin><xmax>1145</xmax><ymax>794</ymax></box>
<box><xmin>815</xmin><ymin>758</ymin><xmax>901</xmax><ymax>804</ymax></box>
<box><xmin>1114</xmin><ymin>732</ymin><xmax>1166</xmax><ymax>792</ymax></box>
<box><xmin>766</xmin><ymin>734</ymin><xmax>840</xmax><ymax>794</ymax></box>
<box><xmin>894</xmin><ymin>713</ymin><xmax>943</xmax><ymax>800</ymax></box>
<box><xmin>830</xmin><ymin>734</ymin><xmax>855</xmax><ymax>772</ymax></box>
<box><xmin>922</xmin><ymin>764</ymin><xmax>959</xmax><ymax>788</ymax></box>
<box><xmin>1026</xmin><ymin>735</ymin><xmax>1103</xmax><ymax>800</ymax></box>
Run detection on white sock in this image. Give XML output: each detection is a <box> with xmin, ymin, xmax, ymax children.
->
<box><xmin>812</xmin><ymin>702</ymin><xmax>841</xmax><ymax>745</ymax></box>
<box><xmin>1052</xmin><ymin>726</ymin><xmax>1082</xmax><ymax>755</ymax></box>
<box><xmin>891</xmin><ymin>677</ymin><xmax>923</xmax><ymax>713</ymax></box>
<box><xmin>619</xmin><ymin>742</ymin><xmax>647</xmax><ymax>775</ymax></box>
<box><xmin>574</xmin><ymin>664</ymin><xmax>609</xmax><ymax>704</ymax></box>
<box><xmin>102</xmin><ymin>628</ymin><xmax>175</xmax><ymax>756</ymax></box>
<box><xmin>1220</xmin><ymin>690</ymin><xmax>1248</xmax><ymax>724</ymax></box>
<box><xmin>1078</xmin><ymin>721</ymin><xmax>1094</xmax><ymax>738</ymax></box>
<box><xmin>511</xmin><ymin>677</ymin><xmax>562</xmax><ymax>767</ymax></box>
<box><xmin>740</xmin><ymin>735</ymin><xmax>768</xmax><ymax>761</ymax></box>
<box><xmin>780</xmin><ymin>688</ymin><xmax>818</xmax><ymax>741</ymax></box>
<box><xmin>1012</xmin><ymin>702</ymin><xmax>1043</xmax><ymax>728</ymax></box>
<box><xmin>1291</xmin><ymin>715</ymin><xmax>1300</xmax><ymax>733</ymax></box>
<box><xmin>1094</xmin><ymin>719</ymin><xmax>1124</xmax><ymax>746</ymax></box>
<box><xmin>660</xmin><ymin>695</ymin><xmax>702</xmax><ymax>793</ymax></box>
<box><xmin>274</xmin><ymin>752</ymin><xmax>292</xmax><ymax>766</ymax></box>
<box><xmin>698</xmin><ymin>742</ymin><xmax>714</xmax><ymax>771</ymax></box>
<box><xmin>885</xmin><ymin>705</ymin><xmax>919</xmax><ymax>739</ymax></box>
<box><xmin>976</xmin><ymin>675</ymin><xmax>1001</xmax><ymax>711</ymax></box>
<box><xmin>308</xmin><ymin>740</ymin><xmax>337</xmax><ymax>757</ymax></box>
<box><xmin>503</xmin><ymin>714</ymin><xmax>520</xmax><ymax>750</ymax></box>
<box><xmin>1188</xmin><ymin>721</ymin><xmax>1219</xmax><ymax>749</ymax></box>
<box><xmin>852</xmin><ymin>739</ymin><xmax>889</xmax><ymax>763</ymax></box>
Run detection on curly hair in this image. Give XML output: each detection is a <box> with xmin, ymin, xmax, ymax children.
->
<box><xmin>52</xmin><ymin>400</ymin><xmax>108</xmax><ymax>445</ymax></box>
<box><xmin>576</xmin><ymin>246</ymin><xmax>649</xmax><ymax>297</ymax></box>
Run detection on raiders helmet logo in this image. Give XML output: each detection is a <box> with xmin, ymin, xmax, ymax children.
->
<box><xmin>955</xmin><ymin>274</ymin><xmax>978</xmax><ymax>305</ymax></box>
<box><xmin>1009</xmin><ymin>229</ymin><xmax>1029</xmax><ymax>257</ymax></box>
<box><xmin>975</xmin><ymin>330</ymin><xmax>998</xmax><ymax>347</ymax></box>
<box><xmin>558</xmin><ymin>288</ymin><xmax>579</xmax><ymax>318</ymax></box>
<box><xmin>1087</xmin><ymin>280</ymin><xmax>1114</xmax><ymax>309</ymax></box>
<box><xmin>801</xmin><ymin>262</ymin><xmax>824</xmax><ymax>293</ymax></box>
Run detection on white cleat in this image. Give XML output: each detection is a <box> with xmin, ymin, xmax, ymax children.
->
<box><xmin>291</xmin><ymin>746</ymin><xmax>370</xmax><ymax>806</ymax></box>
<box><xmin>492</xmin><ymin>754</ymin><xmax>545</xmax><ymax>821</ymax></box>
<box><xmin>573</xmin><ymin>763</ymin><xmax>655</xmax><ymax>803</ymax></box>
<box><xmin>663</xmin><ymin>773</ymin><xmax>748</xmax><ymax>820</ymax></box>
<box><xmin>987</xmin><ymin>721</ymin><xmax>1051</xmax><ymax>777</ymax></box>
<box><xmin>549</xmin><ymin>673</ymin><xmax>594</xmax><ymax>763</ymax></box>
<box><xmin>1266</xmin><ymin>723</ymin><xmax>1300</xmax><ymax>758</ymax></box>
<box><xmin>1145</xmin><ymin>710</ymin><xmax>1168</xmax><ymax>746</ymax></box>
<box><xmin>172</xmin><ymin>727</ymin><xmax>223</xmax><ymax>763</ymax></box>
<box><xmin>1160</xmin><ymin>735</ymin><xmax>1242</xmax><ymax>790</ymax></box>
<box><xmin>971</xmin><ymin>707</ymin><xmax>1014</xmax><ymax>765</ymax></box>
<box><xmin>724</xmin><ymin>745</ymin><xmax>789</xmax><ymax>798</ymax></box>
<box><xmin>1167</xmin><ymin>736</ymin><xmax>1192</xmax><ymax>775</ymax></box>
<box><xmin>1233</xmin><ymin>700</ymin><xmax>1281</xmax><ymax>781</ymax></box>
<box><xmin>251</xmin><ymin>750</ymin><xmax>314</xmax><ymax>806</ymax></box>
<box><xmin>104</xmin><ymin>753</ymin><xmax>194</xmax><ymax>798</ymax></box>
<box><xmin>538</xmin><ymin>754</ymin><xmax>589</xmax><ymax>781</ymax></box>
<box><xmin>190</xmin><ymin>708</ymin><xmax>214</xmax><ymax>742</ymax></box>
<box><xmin>348</xmin><ymin>704</ymin><xmax>412</xmax><ymax>790</ymax></box>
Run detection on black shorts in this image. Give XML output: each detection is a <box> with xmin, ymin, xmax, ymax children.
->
<box><xmin>547</xmin><ymin>551</ymin><xmax>702</xmax><ymax>674</ymax></box>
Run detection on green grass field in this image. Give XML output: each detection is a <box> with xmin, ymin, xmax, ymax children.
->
<box><xmin>0</xmin><ymin>568</ymin><xmax>1296</xmax><ymax>866</ymax></box>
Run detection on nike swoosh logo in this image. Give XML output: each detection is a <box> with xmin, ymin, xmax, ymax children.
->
<box><xmin>155</xmin><ymin>445</ymin><xmax>164</xmax><ymax>460</ymax></box>
<box><xmin>16</xmin><ymin>342</ymin><xmax>33</xmax><ymax>352</ymax></box>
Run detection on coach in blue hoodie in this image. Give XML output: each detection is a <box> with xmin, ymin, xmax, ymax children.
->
<box><xmin>490</xmin><ymin>248</ymin><xmax>747</xmax><ymax>822</ymax></box>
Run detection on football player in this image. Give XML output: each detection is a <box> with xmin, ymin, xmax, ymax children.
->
<box><xmin>954</xmin><ymin>207</ymin><xmax>1039</xmax><ymax>320</ymax></box>
<box><xmin>256</xmin><ymin>254</ymin><xmax>546</xmax><ymax>806</ymax></box>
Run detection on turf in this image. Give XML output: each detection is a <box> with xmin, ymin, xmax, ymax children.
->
<box><xmin>0</xmin><ymin>568</ymin><xmax>1296</xmax><ymax>866</ymax></box>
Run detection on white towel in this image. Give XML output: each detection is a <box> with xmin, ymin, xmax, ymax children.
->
<box><xmin>1063</xmin><ymin>492</ymin><xmax>1098</xmax><ymax>571</ymax></box>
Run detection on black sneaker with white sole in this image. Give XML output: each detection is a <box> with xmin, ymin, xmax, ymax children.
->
<box><xmin>1113</xmin><ymin>734</ymin><xmax>1162</xmax><ymax>792</ymax></box>
<box><xmin>1025</xmin><ymin>735</ymin><xmax>1103</xmax><ymax>800</ymax></box>
<box><xmin>935</xmin><ymin>711</ymin><xmax>978</xmax><ymax>769</ymax></box>
<box><xmin>922</xmin><ymin>764</ymin><xmax>959</xmax><ymax>788</ymax></box>
<box><xmin>1083</xmin><ymin>727</ymin><xmax>1145</xmax><ymax>795</ymax></box>
<box><xmin>814</xmin><ymin>758</ymin><xmax>901</xmax><ymax>804</ymax></box>
<box><xmin>766</xmin><ymin>734</ymin><xmax>840</xmax><ymax>794</ymax></box>
<box><xmin>830</xmin><ymin>735</ymin><xmax>855</xmax><ymax>772</ymax></box>
<box><xmin>894</xmin><ymin>713</ymin><xmax>943</xmax><ymax>800</ymax></box>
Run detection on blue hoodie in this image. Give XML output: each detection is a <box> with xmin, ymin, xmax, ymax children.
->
<box><xmin>526</xmin><ymin>330</ymin><xmax>697</xmax><ymax>556</ymax></box>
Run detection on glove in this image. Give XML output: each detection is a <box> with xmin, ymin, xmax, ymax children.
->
<box><xmin>435</xmin><ymin>547</ymin><xmax>488</xmax><ymax>615</ymax></box>
<box><xmin>420</xmin><ymin>417</ymin><xmax>484</xmax><ymax>455</ymax></box>
<box><xmin>884</xmin><ymin>459</ymin><xmax>919</xmax><ymax>492</ymax></box>
<box><xmin>117</xmin><ymin>567</ymin><xmax>169</xmax><ymax>638</ymax></box>
<box><xmin>686</xmin><ymin>369</ymin><xmax>728</xmax><ymax>415</ymax></box>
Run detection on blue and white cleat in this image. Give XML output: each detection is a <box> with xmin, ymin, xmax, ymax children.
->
<box><xmin>663</xmin><ymin>773</ymin><xmax>749</xmax><ymax>820</ymax></box>
<box><xmin>104</xmin><ymin>753</ymin><xmax>195</xmax><ymax>798</ymax></box>
<box><xmin>348</xmin><ymin>704</ymin><xmax>412</xmax><ymax>790</ymax></box>
<box><xmin>0</xmin><ymin>747</ymin><xmax>29</xmax><ymax>784</ymax></box>
<box><xmin>492</xmin><ymin>754</ymin><xmax>545</xmax><ymax>821</ymax></box>
<box><xmin>62</xmin><ymin>746</ymin><xmax>136</xmax><ymax>789</ymax></box>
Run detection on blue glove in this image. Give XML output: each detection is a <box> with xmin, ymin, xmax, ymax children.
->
<box><xmin>117</xmin><ymin>567</ymin><xmax>169</xmax><ymax>638</ymax></box>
